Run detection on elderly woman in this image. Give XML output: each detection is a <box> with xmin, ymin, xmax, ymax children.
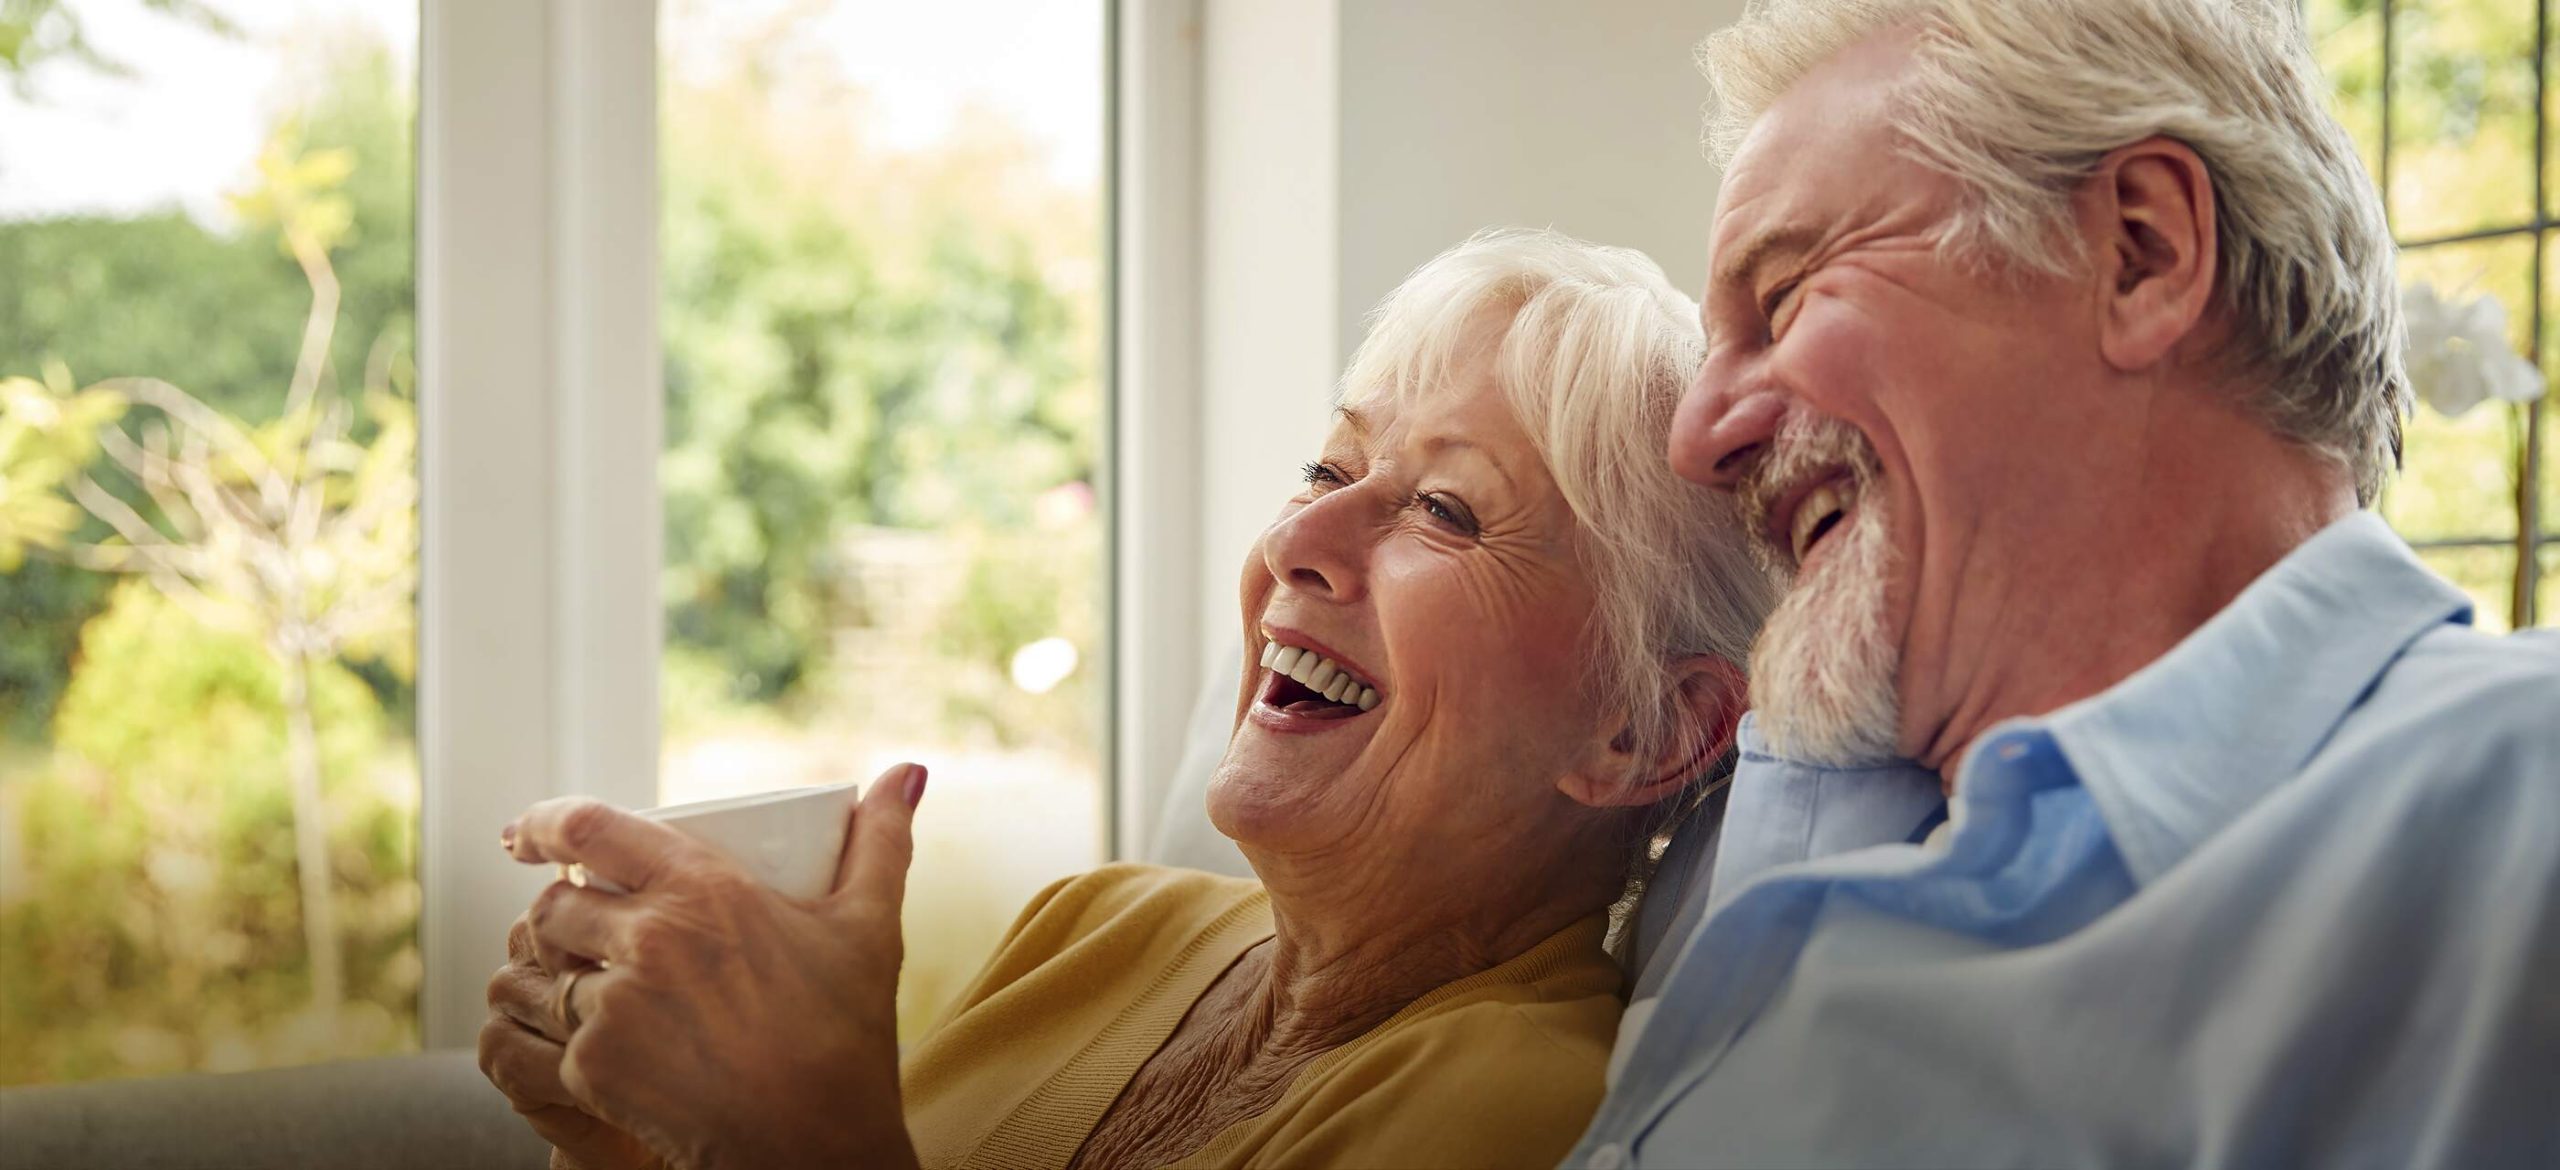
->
<box><xmin>478</xmin><ymin>229</ymin><xmax>1775</xmax><ymax>1170</ymax></box>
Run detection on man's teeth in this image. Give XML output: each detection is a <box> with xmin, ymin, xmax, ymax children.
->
<box><xmin>1257</xmin><ymin>642</ymin><xmax>1381</xmax><ymax>711</ymax></box>
<box><xmin>1791</xmin><ymin>482</ymin><xmax>1850</xmax><ymax>564</ymax></box>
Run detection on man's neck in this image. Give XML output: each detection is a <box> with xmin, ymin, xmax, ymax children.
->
<box><xmin>1913</xmin><ymin>398</ymin><xmax>2358</xmax><ymax>779</ymax></box>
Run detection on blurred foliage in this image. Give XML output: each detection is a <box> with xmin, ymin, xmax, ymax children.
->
<box><xmin>0</xmin><ymin>580</ymin><xmax>418</xmax><ymax>1085</ymax></box>
<box><xmin>929</xmin><ymin>512</ymin><xmax>1105</xmax><ymax>749</ymax></box>
<box><xmin>2309</xmin><ymin>0</ymin><xmax>2553</xmax><ymax>628</ymax></box>
<box><xmin>659</xmin><ymin>36</ymin><xmax>1104</xmax><ymax>744</ymax></box>
<box><xmin>0</xmin><ymin>40</ymin><xmax>414</xmax><ymax>738</ymax></box>
<box><xmin>0</xmin><ymin>25</ymin><xmax>421</xmax><ymax>1085</ymax></box>
<box><xmin>0</xmin><ymin>0</ymin><xmax>238</xmax><ymax>97</ymax></box>
<box><xmin>0</xmin><ymin>365</ymin><xmax>123</xmax><ymax>569</ymax></box>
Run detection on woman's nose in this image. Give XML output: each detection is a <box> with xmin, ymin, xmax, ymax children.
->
<box><xmin>1669</xmin><ymin>376</ymin><xmax>1789</xmax><ymax>492</ymax></box>
<box><xmin>1260</xmin><ymin>492</ymin><xmax>1368</xmax><ymax>603</ymax></box>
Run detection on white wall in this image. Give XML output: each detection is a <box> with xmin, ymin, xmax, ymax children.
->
<box><xmin>1197</xmin><ymin>0</ymin><xmax>1342</xmax><ymax>659</ymax></box>
<box><xmin>1337</xmin><ymin>0</ymin><xmax>1737</xmax><ymax>349</ymax></box>
<box><xmin>1191</xmin><ymin>0</ymin><xmax>1739</xmax><ymax>658</ymax></box>
<box><xmin>1123</xmin><ymin>0</ymin><xmax>1745</xmax><ymax>843</ymax></box>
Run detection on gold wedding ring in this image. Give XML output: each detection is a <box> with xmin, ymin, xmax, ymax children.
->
<box><xmin>553</xmin><ymin>965</ymin><xmax>592</xmax><ymax>1036</ymax></box>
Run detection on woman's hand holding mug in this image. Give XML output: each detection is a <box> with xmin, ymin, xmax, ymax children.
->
<box><xmin>479</xmin><ymin>762</ymin><xmax>929</xmax><ymax>1170</ymax></box>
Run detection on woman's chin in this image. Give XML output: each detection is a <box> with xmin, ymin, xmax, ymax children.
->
<box><xmin>1203</xmin><ymin>755</ymin><xmax>1345</xmax><ymax>854</ymax></box>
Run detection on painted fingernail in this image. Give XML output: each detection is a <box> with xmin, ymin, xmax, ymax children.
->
<box><xmin>903</xmin><ymin>764</ymin><xmax>929</xmax><ymax>807</ymax></box>
<box><xmin>500</xmin><ymin>823</ymin><xmax>517</xmax><ymax>852</ymax></box>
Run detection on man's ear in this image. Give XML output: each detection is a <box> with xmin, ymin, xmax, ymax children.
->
<box><xmin>2081</xmin><ymin>136</ymin><xmax>2220</xmax><ymax>374</ymax></box>
<box><xmin>1560</xmin><ymin>656</ymin><xmax>1748</xmax><ymax>810</ymax></box>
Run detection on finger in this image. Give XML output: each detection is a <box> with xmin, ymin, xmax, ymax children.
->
<box><xmin>508</xmin><ymin>913</ymin><xmax>541</xmax><ymax>968</ymax></box>
<box><xmin>559</xmin><ymin>961</ymin><xmax>621</xmax><ymax>1037</ymax></box>
<box><xmin>488</xmin><ymin>961</ymin><xmax>570</xmax><ymax>1044</ymax></box>
<box><xmin>527</xmin><ymin>878</ymin><xmax>644</xmax><ymax>972</ymax></box>
<box><xmin>506</xmin><ymin>797</ymin><xmax>708</xmax><ymax>892</ymax></box>
<box><xmin>833</xmin><ymin>762</ymin><xmax>924</xmax><ymax>910</ymax></box>
<box><xmin>479</xmin><ymin>1016</ymin><xmax>580</xmax><ymax>1111</ymax></box>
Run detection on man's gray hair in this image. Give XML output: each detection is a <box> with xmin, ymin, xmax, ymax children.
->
<box><xmin>1341</xmin><ymin>229</ymin><xmax>1779</xmax><ymax>787</ymax></box>
<box><xmin>1700</xmin><ymin>0</ymin><xmax>2407</xmax><ymax>504</ymax></box>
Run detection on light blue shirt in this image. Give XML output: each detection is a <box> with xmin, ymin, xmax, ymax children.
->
<box><xmin>1576</xmin><ymin>513</ymin><xmax>2560</xmax><ymax>1169</ymax></box>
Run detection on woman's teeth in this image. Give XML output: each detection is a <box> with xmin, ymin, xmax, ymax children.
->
<box><xmin>1792</xmin><ymin>482</ymin><xmax>1851</xmax><ymax>565</ymax></box>
<box><xmin>1259</xmin><ymin>642</ymin><xmax>1381</xmax><ymax>711</ymax></box>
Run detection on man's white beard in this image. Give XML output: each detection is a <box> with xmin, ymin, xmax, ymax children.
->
<box><xmin>1743</xmin><ymin>419</ymin><xmax>1903</xmax><ymax>765</ymax></box>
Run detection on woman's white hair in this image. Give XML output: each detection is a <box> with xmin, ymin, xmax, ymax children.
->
<box><xmin>1339</xmin><ymin>228</ymin><xmax>1778</xmax><ymax>790</ymax></box>
<box><xmin>1699</xmin><ymin>0</ymin><xmax>2407</xmax><ymax>504</ymax></box>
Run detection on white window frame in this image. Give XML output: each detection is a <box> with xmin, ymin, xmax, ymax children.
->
<box><xmin>1110</xmin><ymin>0</ymin><xmax>1205</xmax><ymax>855</ymax></box>
<box><xmin>417</xmin><ymin>0</ymin><xmax>661</xmax><ymax>1049</ymax></box>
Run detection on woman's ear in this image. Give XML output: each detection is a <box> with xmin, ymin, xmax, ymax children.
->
<box><xmin>1560</xmin><ymin>655</ymin><xmax>1747</xmax><ymax>809</ymax></box>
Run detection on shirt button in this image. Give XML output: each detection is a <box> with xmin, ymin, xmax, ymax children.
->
<box><xmin>1588</xmin><ymin>1142</ymin><xmax>1629</xmax><ymax>1170</ymax></box>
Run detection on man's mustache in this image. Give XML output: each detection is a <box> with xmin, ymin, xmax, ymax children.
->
<box><xmin>1736</xmin><ymin>415</ymin><xmax>1882</xmax><ymax>570</ymax></box>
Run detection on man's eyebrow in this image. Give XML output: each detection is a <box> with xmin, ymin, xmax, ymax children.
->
<box><xmin>1704</xmin><ymin>223</ymin><xmax>1825</xmax><ymax>353</ymax></box>
<box><xmin>1710</xmin><ymin>223</ymin><xmax>1824</xmax><ymax>295</ymax></box>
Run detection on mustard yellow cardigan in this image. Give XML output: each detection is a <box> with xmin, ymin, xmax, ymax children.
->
<box><xmin>901</xmin><ymin>863</ymin><xmax>1622</xmax><ymax>1170</ymax></box>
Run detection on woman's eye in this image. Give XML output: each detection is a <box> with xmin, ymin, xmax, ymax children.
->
<box><xmin>1301</xmin><ymin>461</ymin><xmax>1348</xmax><ymax>491</ymax></box>
<box><xmin>1415</xmin><ymin>491</ymin><xmax>1479</xmax><ymax>536</ymax></box>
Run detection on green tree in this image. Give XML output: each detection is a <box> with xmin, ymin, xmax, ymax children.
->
<box><xmin>0</xmin><ymin>579</ymin><xmax>417</xmax><ymax>1085</ymax></box>
<box><xmin>0</xmin><ymin>41</ymin><xmax>414</xmax><ymax>737</ymax></box>
<box><xmin>659</xmin><ymin>69</ymin><xmax>1100</xmax><ymax>717</ymax></box>
<box><xmin>2</xmin><ymin>121</ymin><xmax>418</xmax><ymax>1020</ymax></box>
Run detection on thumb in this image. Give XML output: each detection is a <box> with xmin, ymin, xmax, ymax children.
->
<box><xmin>831</xmin><ymin>762</ymin><xmax>924</xmax><ymax>910</ymax></box>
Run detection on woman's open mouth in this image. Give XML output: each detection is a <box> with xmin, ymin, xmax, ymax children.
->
<box><xmin>1251</xmin><ymin>637</ymin><xmax>1381</xmax><ymax>728</ymax></box>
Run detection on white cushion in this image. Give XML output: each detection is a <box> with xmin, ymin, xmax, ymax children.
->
<box><xmin>1144</xmin><ymin>637</ymin><xmax>1253</xmax><ymax>877</ymax></box>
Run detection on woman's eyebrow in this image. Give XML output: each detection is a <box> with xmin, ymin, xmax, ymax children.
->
<box><xmin>1419</xmin><ymin>435</ymin><xmax>1516</xmax><ymax>492</ymax></box>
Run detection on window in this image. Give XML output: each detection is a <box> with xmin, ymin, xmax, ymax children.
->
<box><xmin>655</xmin><ymin>0</ymin><xmax>1109</xmax><ymax>1039</ymax></box>
<box><xmin>2311</xmin><ymin>0</ymin><xmax>2555</xmax><ymax>629</ymax></box>
<box><xmin>0</xmin><ymin>0</ymin><xmax>420</xmax><ymax>1084</ymax></box>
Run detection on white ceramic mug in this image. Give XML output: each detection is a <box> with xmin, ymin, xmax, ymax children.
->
<box><xmin>568</xmin><ymin>781</ymin><xmax>865</xmax><ymax>901</ymax></box>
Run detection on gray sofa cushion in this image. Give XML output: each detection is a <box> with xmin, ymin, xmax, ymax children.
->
<box><xmin>0</xmin><ymin>1050</ymin><xmax>549</xmax><ymax>1170</ymax></box>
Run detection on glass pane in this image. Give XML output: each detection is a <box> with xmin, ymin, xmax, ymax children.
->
<box><xmin>2388</xmin><ymin>236</ymin><xmax>2534</xmax><ymax>541</ymax></box>
<box><xmin>0</xmin><ymin>2</ymin><xmax>419</xmax><ymax>1085</ymax></box>
<box><xmin>2386</xmin><ymin>0</ymin><xmax>2538</xmax><ymax>241</ymax></box>
<box><xmin>2308</xmin><ymin>0</ymin><xmax>2385</xmax><ymax>192</ymax></box>
<box><xmin>658</xmin><ymin>0</ymin><xmax>1107</xmax><ymax>1041</ymax></box>
<box><xmin>2548</xmin><ymin>1</ymin><xmax>2559</xmax><ymax>222</ymax></box>
<box><xmin>2539</xmin><ymin>547</ymin><xmax>2557</xmax><ymax>626</ymax></box>
<box><xmin>2420</xmin><ymin>546</ymin><xmax>2517</xmax><ymax>633</ymax></box>
<box><xmin>2540</xmin><ymin>235</ymin><xmax>2559</xmax><ymax>540</ymax></box>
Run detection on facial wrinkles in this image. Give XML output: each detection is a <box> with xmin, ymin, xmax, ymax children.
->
<box><xmin>1369</xmin><ymin>454</ymin><xmax>1587</xmax><ymax>828</ymax></box>
<box><xmin>1262</xmin><ymin>455</ymin><xmax>1553</xmax><ymax>847</ymax></box>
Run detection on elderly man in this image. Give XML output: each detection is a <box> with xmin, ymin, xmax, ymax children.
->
<box><xmin>1572</xmin><ymin>1</ymin><xmax>2560</xmax><ymax>1167</ymax></box>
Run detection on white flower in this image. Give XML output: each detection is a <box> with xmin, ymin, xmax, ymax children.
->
<box><xmin>2402</xmin><ymin>282</ymin><xmax>2544</xmax><ymax>417</ymax></box>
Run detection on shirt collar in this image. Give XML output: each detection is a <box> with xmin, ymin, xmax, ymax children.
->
<box><xmin>1715</xmin><ymin>714</ymin><xmax>1946</xmax><ymax>892</ymax></box>
<box><xmin>1622</xmin><ymin>715</ymin><xmax>1944</xmax><ymax>1003</ymax></box>
<box><xmin>2034</xmin><ymin>511</ymin><xmax>2473</xmax><ymax>885</ymax></box>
